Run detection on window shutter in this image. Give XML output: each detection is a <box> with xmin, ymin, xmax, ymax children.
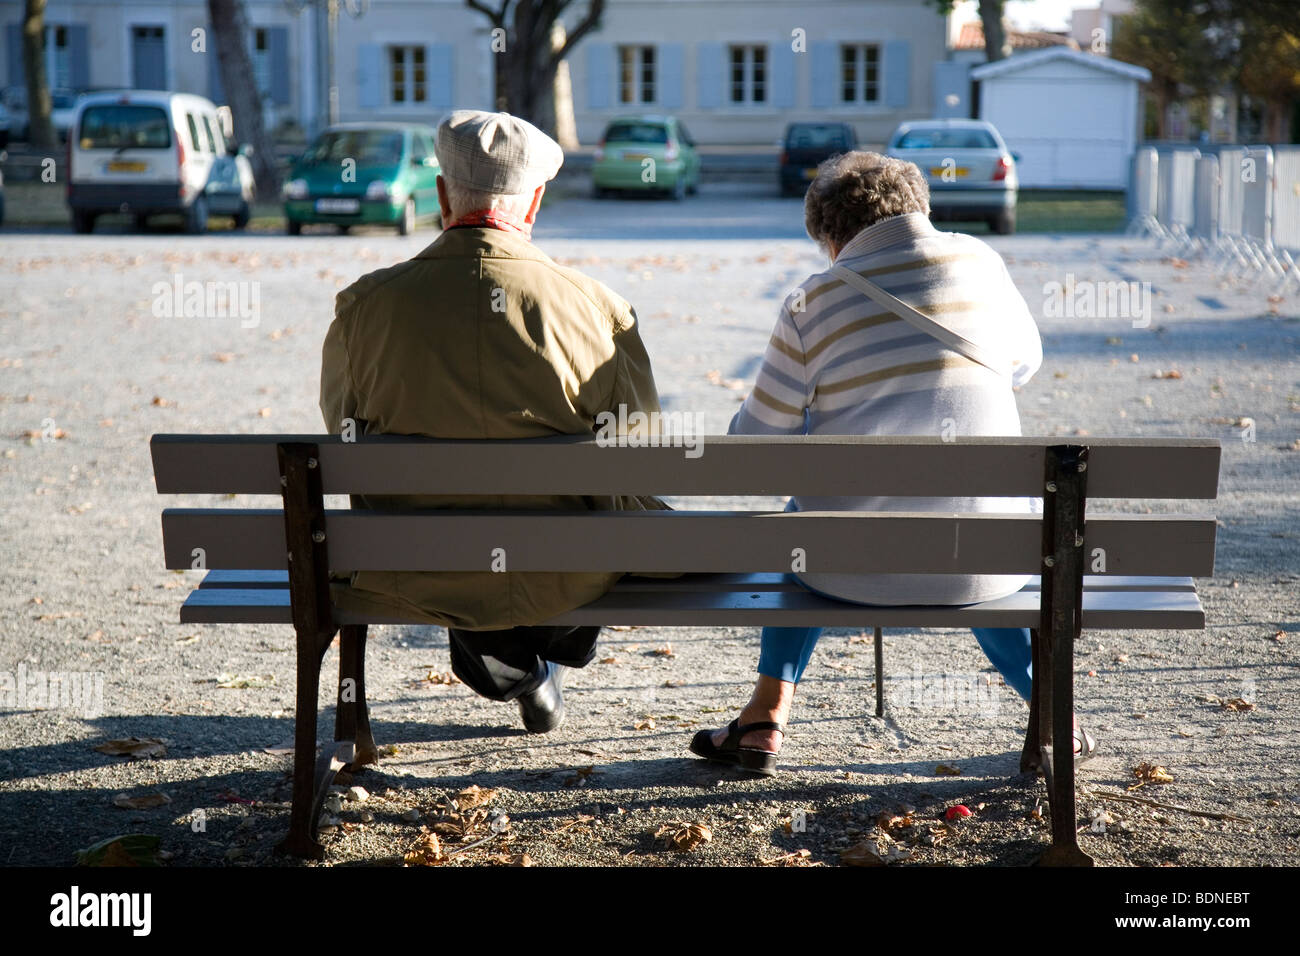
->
<box><xmin>6</xmin><ymin>23</ymin><xmax>23</xmax><ymax>88</ymax></box>
<box><xmin>268</xmin><ymin>26</ymin><xmax>290</xmax><ymax>105</ymax></box>
<box><xmin>428</xmin><ymin>43</ymin><xmax>454</xmax><ymax>109</ymax></box>
<box><xmin>68</xmin><ymin>24</ymin><xmax>90</xmax><ymax>89</ymax></box>
<box><xmin>208</xmin><ymin>42</ymin><xmax>225</xmax><ymax>104</ymax></box>
<box><xmin>659</xmin><ymin>43</ymin><xmax>683</xmax><ymax>109</ymax></box>
<box><xmin>586</xmin><ymin>43</ymin><xmax>613</xmax><ymax>109</ymax></box>
<box><xmin>810</xmin><ymin>41</ymin><xmax>836</xmax><ymax>108</ymax></box>
<box><xmin>357</xmin><ymin>43</ymin><xmax>382</xmax><ymax>109</ymax></box>
<box><xmin>769</xmin><ymin>41</ymin><xmax>795</xmax><ymax>109</ymax></box>
<box><xmin>884</xmin><ymin>40</ymin><xmax>910</xmax><ymax>109</ymax></box>
<box><xmin>696</xmin><ymin>43</ymin><xmax>724</xmax><ymax>109</ymax></box>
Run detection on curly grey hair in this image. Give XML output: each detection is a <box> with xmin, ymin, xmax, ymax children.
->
<box><xmin>804</xmin><ymin>151</ymin><xmax>930</xmax><ymax>254</ymax></box>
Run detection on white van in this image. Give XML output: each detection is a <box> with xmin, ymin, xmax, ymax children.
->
<box><xmin>67</xmin><ymin>90</ymin><xmax>237</xmax><ymax>234</ymax></box>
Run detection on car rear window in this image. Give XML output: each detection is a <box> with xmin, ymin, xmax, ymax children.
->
<box><xmin>603</xmin><ymin>122</ymin><xmax>669</xmax><ymax>144</ymax></box>
<box><xmin>786</xmin><ymin>125</ymin><xmax>852</xmax><ymax>149</ymax></box>
<box><xmin>306</xmin><ymin>130</ymin><xmax>404</xmax><ymax>166</ymax></box>
<box><xmin>894</xmin><ymin>127</ymin><xmax>998</xmax><ymax>150</ymax></box>
<box><xmin>78</xmin><ymin>105</ymin><xmax>172</xmax><ymax>150</ymax></box>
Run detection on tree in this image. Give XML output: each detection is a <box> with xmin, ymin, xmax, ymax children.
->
<box><xmin>1112</xmin><ymin>0</ymin><xmax>1219</xmax><ymax>140</ymax></box>
<box><xmin>928</xmin><ymin>0</ymin><xmax>1010</xmax><ymax>63</ymax></box>
<box><xmin>22</xmin><ymin>0</ymin><xmax>56</xmax><ymax>148</ymax></box>
<box><xmin>464</xmin><ymin>0</ymin><xmax>605</xmax><ymax>135</ymax></box>
<box><xmin>206</xmin><ymin>0</ymin><xmax>280</xmax><ymax>198</ymax></box>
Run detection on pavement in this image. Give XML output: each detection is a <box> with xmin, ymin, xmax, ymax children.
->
<box><xmin>0</xmin><ymin>185</ymin><xmax>1297</xmax><ymax>867</ymax></box>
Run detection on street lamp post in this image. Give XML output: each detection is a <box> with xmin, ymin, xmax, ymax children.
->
<box><xmin>284</xmin><ymin>0</ymin><xmax>368</xmax><ymax>136</ymax></box>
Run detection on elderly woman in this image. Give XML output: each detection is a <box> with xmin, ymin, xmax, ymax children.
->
<box><xmin>689</xmin><ymin>151</ymin><xmax>1094</xmax><ymax>775</ymax></box>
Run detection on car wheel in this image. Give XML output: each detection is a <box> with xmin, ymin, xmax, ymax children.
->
<box><xmin>72</xmin><ymin>210</ymin><xmax>96</xmax><ymax>234</ymax></box>
<box><xmin>232</xmin><ymin>203</ymin><xmax>250</xmax><ymax>230</ymax></box>
<box><xmin>133</xmin><ymin>213</ymin><xmax>149</xmax><ymax>232</ymax></box>
<box><xmin>686</xmin><ymin>179</ymin><xmax>698</xmax><ymax>196</ymax></box>
<box><xmin>670</xmin><ymin>176</ymin><xmax>686</xmax><ymax>201</ymax></box>
<box><xmin>398</xmin><ymin>197</ymin><xmax>416</xmax><ymax>236</ymax></box>
<box><xmin>337</xmin><ymin>224</ymin><xmax>351</xmax><ymax>235</ymax></box>
<box><xmin>287</xmin><ymin>219</ymin><xmax>302</xmax><ymax>236</ymax></box>
<box><xmin>592</xmin><ymin>183</ymin><xmax>609</xmax><ymax>199</ymax></box>
<box><xmin>185</xmin><ymin>196</ymin><xmax>209</xmax><ymax>235</ymax></box>
<box><xmin>991</xmin><ymin>209</ymin><xmax>1017</xmax><ymax>235</ymax></box>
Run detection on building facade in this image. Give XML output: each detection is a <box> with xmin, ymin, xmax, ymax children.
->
<box><xmin>1</xmin><ymin>0</ymin><xmax>948</xmax><ymax>145</ymax></box>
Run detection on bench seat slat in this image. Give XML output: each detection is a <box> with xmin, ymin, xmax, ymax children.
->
<box><xmin>179</xmin><ymin>583</ymin><xmax>1205</xmax><ymax>630</ymax></box>
<box><xmin>196</xmin><ymin>569</ymin><xmax>1199</xmax><ymax>593</ymax></box>
<box><xmin>150</xmin><ymin>434</ymin><xmax>1222</xmax><ymax>500</ymax></box>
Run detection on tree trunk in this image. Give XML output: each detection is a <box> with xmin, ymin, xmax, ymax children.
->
<box><xmin>979</xmin><ymin>0</ymin><xmax>1010</xmax><ymax>63</ymax></box>
<box><xmin>206</xmin><ymin>0</ymin><xmax>280</xmax><ymax>199</ymax></box>
<box><xmin>22</xmin><ymin>0</ymin><xmax>56</xmax><ymax>148</ymax></box>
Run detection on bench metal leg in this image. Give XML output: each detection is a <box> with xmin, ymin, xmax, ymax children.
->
<box><xmin>278</xmin><ymin>624</ymin><xmax>338</xmax><ymax>860</ymax></box>
<box><xmin>1035</xmin><ymin>445</ymin><xmax>1093</xmax><ymax>867</ymax></box>
<box><xmin>874</xmin><ymin>627</ymin><xmax>885</xmax><ymax>718</ymax></box>
<box><xmin>335</xmin><ymin>623</ymin><xmax>379</xmax><ymax>769</ymax></box>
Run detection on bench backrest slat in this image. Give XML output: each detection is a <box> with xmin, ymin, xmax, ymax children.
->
<box><xmin>150</xmin><ymin>435</ymin><xmax>1221</xmax><ymax>499</ymax></box>
<box><xmin>161</xmin><ymin>509</ymin><xmax>1218</xmax><ymax>576</ymax></box>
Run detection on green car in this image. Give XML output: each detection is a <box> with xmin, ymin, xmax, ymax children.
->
<box><xmin>283</xmin><ymin>122</ymin><xmax>441</xmax><ymax>235</ymax></box>
<box><xmin>592</xmin><ymin>115</ymin><xmax>700</xmax><ymax>199</ymax></box>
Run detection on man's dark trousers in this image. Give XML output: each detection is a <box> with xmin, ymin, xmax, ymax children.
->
<box><xmin>446</xmin><ymin>625</ymin><xmax>601</xmax><ymax>701</ymax></box>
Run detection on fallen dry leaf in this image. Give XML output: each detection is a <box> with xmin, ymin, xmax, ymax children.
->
<box><xmin>452</xmin><ymin>785</ymin><xmax>497</xmax><ymax>811</ymax></box>
<box><xmin>1131</xmin><ymin>761</ymin><xmax>1175</xmax><ymax>789</ymax></box>
<box><xmin>215</xmin><ymin>673</ymin><xmax>275</xmax><ymax>689</ymax></box>
<box><xmin>1219</xmin><ymin>697</ymin><xmax>1256</xmax><ymax>712</ymax></box>
<box><xmin>151</xmin><ymin>396</ymin><xmax>172</xmax><ymax>407</ymax></box>
<box><xmin>935</xmin><ymin>763</ymin><xmax>962</xmax><ymax>776</ymax></box>
<box><xmin>113</xmin><ymin>792</ymin><xmax>171</xmax><ymax>810</ymax></box>
<box><xmin>95</xmin><ymin>737</ymin><xmax>167</xmax><ymax>759</ymax></box>
<box><xmin>841</xmin><ymin>839</ymin><xmax>888</xmax><ymax>867</ymax></box>
<box><xmin>633</xmin><ymin>718</ymin><xmax>656</xmax><ymax>731</ymax></box>
<box><xmin>1152</xmin><ymin>369</ymin><xmax>1183</xmax><ymax>380</ymax></box>
<box><xmin>404</xmin><ymin>830</ymin><xmax>448</xmax><ymax>866</ymax></box>
<box><xmin>654</xmin><ymin>821</ymin><xmax>712</xmax><ymax>852</ymax></box>
<box><xmin>651</xmin><ymin>643</ymin><xmax>675</xmax><ymax>658</ymax></box>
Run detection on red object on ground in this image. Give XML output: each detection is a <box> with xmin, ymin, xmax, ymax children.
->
<box><xmin>945</xmin><ymin>804</ymin><xmax>973</xmax><ymax>821</ymax></box>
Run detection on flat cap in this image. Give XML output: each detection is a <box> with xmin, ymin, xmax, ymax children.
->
<box><xmin>435</xmin><ymin>110</ymin><xmax>564</xmax><ymax>194</ymax></box>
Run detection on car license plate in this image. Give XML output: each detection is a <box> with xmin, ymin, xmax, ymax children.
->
<box><xmin>803</xmin><ymin>167</ymin><xmax>818</xmax><ymax>180</ymax></box>
<box><xmin>107</xmin><ymin>160</ymin><xmax>147</xmax><ymax>173</ymax></box>
<box><xmin>622</xmin><ymin>151</ymin><xmax>649</xmax><ymax>162</ymax></box>
<box><xmin>315</xmin><ymin>198</ymin><xmax>359</xmax><ymax>214</ymax></box>
<box><xmin>930</xmin><ymin>166</ymin><xmax>968</xmax><ymax>178</ymax></box>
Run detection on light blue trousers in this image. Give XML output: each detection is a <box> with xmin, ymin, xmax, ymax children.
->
<box><xmin>757</xmin><ymin>624</ymin><xmax>1034</xmax><ymax>702</ymax></box>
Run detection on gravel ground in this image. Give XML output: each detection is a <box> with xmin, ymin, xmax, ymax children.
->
<box><xmin>1</xmin><ymin>185</ymin><xmax>1298</xmax><ymax>869</ymax></box>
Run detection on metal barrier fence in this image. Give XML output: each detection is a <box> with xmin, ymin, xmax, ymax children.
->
<box><xmin>1128</xmin><ymin>142</ymin><xmax>1300</xmax><ymax>292</ymax></box>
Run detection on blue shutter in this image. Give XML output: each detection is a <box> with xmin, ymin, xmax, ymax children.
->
<box><xmin>268</xmin><ymin>26</ymin><xmax>289</xmax><ymax>105</ymax></box>
<box><xmin>884</xmin><ymin>40</ymin><xmax>910</xmax><ymax>109</ymax></box>
<box><xmin>810</xmin><ymin>41</ymin><xmax>836</xmax><ymax>109</ymax></box>
<box><xmin>586</xmin><ymin>43</ymin><xmax>613</xmax><ymax>109</ymax></box>
<box><xmin>208</xmin><ymin>43</ymin><xmax>225</xmax><ymax>104</ymax></box>
<box><xmin>357</xmin><ymin>43</ymin><xmax>382</xmax><ymax>109</ymax></box>
<box><xmin>659</xmin><ymin>43</ymin><xmax>683</xmax><ymax>109</ymax></box>
<box><xmin>67</xmin><ymin>24</ymin><xmax>90</xmax><ymax>89</ymax></box>
<box><xmin>769</xmin><ymin>41</ymin><xmax>795</xmax><ymax>109</ymax></box>
<box><xmin>696</xmin><ymin>43</ymin><xmax>724</xmax><ymax>109</ymax></box>
<box><xmin>428</xmin><ymin>43</ymin><xmax>454</xmax><ymax>109</ymax></box>
<box><xmin>6</xmin><ymin>23</ymin><xmax>22</xmax><ymax>88</ymax></box>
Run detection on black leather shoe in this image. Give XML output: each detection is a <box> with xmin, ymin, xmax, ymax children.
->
<box><xmin>517</xmin><ymin>663</ymin><xmax>566</xmax><ymax>734</ymax></box>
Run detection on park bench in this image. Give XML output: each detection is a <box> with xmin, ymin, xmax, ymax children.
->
<box><xmin>150</xmin><ymin>433</ymin><xmax>1220</xmax><ymax>865</ymax></box>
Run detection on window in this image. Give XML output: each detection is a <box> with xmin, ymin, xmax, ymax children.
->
<box><xmin>389</xmin><ymin>45</ymin><xmax>426</xmax><ymax>104</ymax></box>
<box><xmin>618</xmin><ymin>45</ymin><xmax>655</xmax><ymax>105</ymax></box>
<box><xmin>840</xmin><ymin>44</ymin><xmax>879</xmax><ymax>103</ymax></box>
<box><xmin>185</xmin><ymin>113</ymin><xmax>202</xmax><ymax>152</ymax></box>
<box><xmin>252</xmin><ymin>28</ymin><xmax>273</xmax><ymax>102</ymax></box>
<box><xmin>200</xmin><ymin>113</ymin><xmax>219</xmax><ymax>153</ymax></box>
<box><xmin>728</xmin><ymin>45</ymin><xmax>766</xmax><ymax>104</ymax></box>
<box><xmin>79</xmin><ymin>105</ymin><xmax>171</xmax><ymax>149</ymax></box>
<box><xmin>410</xmin><ymin>133</ymin><xmax>427</xmax><ymax>163</ymax></box>
<box><xmin>49</xmin><ymin>25</ymin><xmax>71</xmax><ymax>88</ymax></box>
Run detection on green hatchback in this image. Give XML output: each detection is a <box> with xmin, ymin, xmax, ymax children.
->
<box><xmin>592</xmin><ymin>115</ymin><xmax>700</xmax><ymax>199</ymax></box>
<box><xmin>283</xmin><ymin>122</ymin><xmax>441</xmax><ymax>235</ymax></box>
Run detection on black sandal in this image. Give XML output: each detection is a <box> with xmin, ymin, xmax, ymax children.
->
<box><xmin>689</xmin><ymin>719</ymin><xmax>786</xmax><ymax>777</ymax></box>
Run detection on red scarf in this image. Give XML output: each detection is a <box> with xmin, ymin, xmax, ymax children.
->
<box><xmin>446</xmin><ymin>208</ymin><xmax>533</xmax><ymax>239</ymax></box>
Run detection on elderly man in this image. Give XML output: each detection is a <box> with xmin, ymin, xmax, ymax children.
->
<box><xmin>320</xmin><ymin>110</ymin><xmax>664</xmax><ymax>733</ymax></box>
<box><xmin>688</xmin><ymin>151</ymin><xmax>1096</xmax><ymax>775</ymax></box>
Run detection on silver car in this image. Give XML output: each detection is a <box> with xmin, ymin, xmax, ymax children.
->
<box><xmin>886</xmin><ymin>119</ymin><xmax>1019</xmax><ymax>235</ymax></box>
